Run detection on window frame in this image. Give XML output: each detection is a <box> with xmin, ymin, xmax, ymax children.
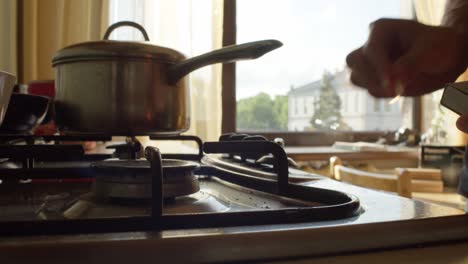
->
<box><xmin>221</xmin><ymin>0</ymin><xmax>422</xmax><ymax>146</ymax></box>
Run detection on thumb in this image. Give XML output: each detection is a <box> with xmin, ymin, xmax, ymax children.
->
<box><xmin>456</xmin><ymin>115</ymin><xmax>468</xmax><ymax>133</ymax></box>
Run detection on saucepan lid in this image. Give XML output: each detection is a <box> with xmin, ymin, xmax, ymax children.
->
<box><xmin>52</xmin><ymin>21</ymin><xmax>186</xmax><ymax>66</ymax></box>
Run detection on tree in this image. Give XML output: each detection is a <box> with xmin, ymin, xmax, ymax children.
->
<box><xmin>236</xmin><ymin>93</ymin><xmax>288</xmax><ymax>131</ymax></box>
<box><xmin>273</xmin><ymin>95</ymin><xmax>288</xmax><ymax>129</ymax></box>
<box><xmin>310</xmin><ymin>71</ymin><xmax>343</xmax><ymax>130</ymax></box>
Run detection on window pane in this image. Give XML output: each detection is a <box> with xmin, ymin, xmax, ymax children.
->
<box><xmin>236</xmin><ymin>0</ymin><xmax>414</xmax><ymax>132</ymax></box>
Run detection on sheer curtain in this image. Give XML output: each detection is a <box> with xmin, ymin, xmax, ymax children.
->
<box><xmin>414</xmin><ymin>0</ymin><xmax>468</xmax><ymax>144</ymax></box>
<box><xmin>108</xmin><ymin>0</ymin><xmax>223</xmax><ymax>142</ymax></box>
<box><xmin>20</xmin><ymin>0</ymin><xmax>109</xmax><ymax>83</ymax></box>
<box><xmin>413</xmin><ymin>0</ymin><xmax>447</xmax><ymax>25</ymax></box>
<box><xmin>0</xmin><ymin>0</ymin><xmax>17</xmax><ymax>76</ymax></box>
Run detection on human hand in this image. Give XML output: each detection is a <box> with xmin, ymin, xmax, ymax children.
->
<box><xmin>456</xmin><ymin>114</ymin><xmax>468</xmax><ymax>133</ymax></box>
<box><xmin>346</xmin><ymin>18</ymin><xmax>467</xmax><ymax>97</ymax></box>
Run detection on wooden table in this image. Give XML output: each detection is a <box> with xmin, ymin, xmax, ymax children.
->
<box><xmin>285</xmin><ymin>146</ymin><xmax>419</xmax><ymax>162</ymax></box>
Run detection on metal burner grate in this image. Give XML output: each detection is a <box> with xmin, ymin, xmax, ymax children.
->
<box><xmin>0</xmin><ymin>135</ymin><xmax>360</xmax><ymax>236</ymax></box>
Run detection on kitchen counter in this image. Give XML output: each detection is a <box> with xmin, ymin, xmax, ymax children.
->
<box><xmin>271</xmin><ymin>240</ymin><xmax>468</xmax><ymax>264</ymax></box>
<box><xmin>1</xmin><ymin>178</ymin><xmax>467</xmax><ymax>263</ymax></box>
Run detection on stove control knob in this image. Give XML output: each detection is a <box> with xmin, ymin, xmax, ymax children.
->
<box><xmin>242</xmin><ymin>135</ymin><xmax>268</xmax><ymax>141</ymax></box>
<box><xmin>255</xmin><ymin>155</ymin><xmax>299</xmax><ymax>169</ymax></box>
<box><xmin>241</xmin><ymin>135</ymin><xmax>268</xmax><ymax>161</ymax></box>
<box><xmin>274</xmin><ymin>138</ymin><xmax>285</xmax><ymax>148</ymax></box>
<box><xmin>219</xmin><ymin>133</ymin><xmax>236</xmax><ymax>141</ymax></box>
<box><xmin>229</xmin><ymin>134</ymin><xmax>249</xmax><ymax>141</ymax></box>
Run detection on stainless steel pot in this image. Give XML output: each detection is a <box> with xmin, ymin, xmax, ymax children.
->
<box><xmin>52</xmin><ymin>21</ymin><xmax>282</xmax><ymax>136</ymax></box>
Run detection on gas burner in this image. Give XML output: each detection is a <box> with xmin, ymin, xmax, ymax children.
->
<box><xmin>0</xmin><ymin>134</ymin><xmax>363</xmax><ymax>236</ymax></box>
<box><xmin>92</xmin><ymin>159</ymin><xmax>200</xmax><ymax>199</ymax></box>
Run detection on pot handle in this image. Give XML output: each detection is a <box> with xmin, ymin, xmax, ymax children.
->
<box><xmin>167</xmin><ymin>39</ymin><xmax>283</xmax><ymax>84</ymax></box>
<box><xmin>103</xmin><ymin>21</ymin><xmax>150</xmax><ymax>41</ymax></box>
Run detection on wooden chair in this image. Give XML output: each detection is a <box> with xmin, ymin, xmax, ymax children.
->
<box><xmin>329</xmin><ymin>156</ymin><xmax>444</xmax><ymax>198</ymax></box>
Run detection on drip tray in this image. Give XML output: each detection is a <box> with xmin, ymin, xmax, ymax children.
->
<box><xmin>0</xmin><ymin>176</ymin><xmax>342</xmax><ymax>222</ymax></box>
<box><xmin>39</xmin><ymin>177</ymin><xmax>324</xmax><ymax>220</ymax></box>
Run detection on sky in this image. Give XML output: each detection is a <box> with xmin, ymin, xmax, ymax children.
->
<box><xmin>236</xmin><ymin>0</ymin><xmax>409</xmax><ymax>100</ymax></box>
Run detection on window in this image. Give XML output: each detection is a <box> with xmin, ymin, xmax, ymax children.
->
<box><xmin>227</xmin><ymin>0</ymin><xmax>416</xmax><ymax>140</ymax></box>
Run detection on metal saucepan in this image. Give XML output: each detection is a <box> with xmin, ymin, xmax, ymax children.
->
<box><xmin>0</xmin><ymin>93</ymin><xmax>50</xmax><ymax>134</ymax></box>
<box><xmin>52</xmin><ymin>21</ymin><xmax>282</xmax><ymax>136</ymax></box>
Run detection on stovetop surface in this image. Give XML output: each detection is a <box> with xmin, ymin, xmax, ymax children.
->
<box><xmin>0</xmin><ymin>150</ymin><xmax>465</xmax><ymax>263</ymax></box>
<box><xmin>0</xmin><ymin>135</ymin><xmax>465</xmax><ymax>263</ymax></box>
<box><xmin>0</xmin><ymin>166</ymin><xmax>462</xmax><ymax>241</ymax></box>
<box><xmin>0</xmin><ymin>171</ymin><xmax>323</xmax><ymax>222</ymax></box>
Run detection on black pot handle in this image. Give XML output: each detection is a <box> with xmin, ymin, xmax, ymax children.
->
<box><xmin>167</xmin><ymin>39</ymin><xmax>282</xmax><ymax>85</ymax></box>
<box><xmin>103</xmin><ymin>21</ymin><xmax>150</xmax><ymax>41</ymax></box>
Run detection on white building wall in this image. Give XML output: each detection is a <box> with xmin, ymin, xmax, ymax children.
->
<box><xmin>340</xmin><ymin>89</ymin><xmax>366</xmax><ymax>130</ymax></box>
<box><xmin>288</xmin><ymin>95</ymin><xmax>312</xmax><ymax>131</ymax></box>
<box><xmin>287</xmin><ymin>71</ymin><xmax>403</xmax><ymax>132</ymax></box>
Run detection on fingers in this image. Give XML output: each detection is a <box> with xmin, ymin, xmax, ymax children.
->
<box><xmin>346</xmin><ymin>48</ymin><xmax>374</xmax><ymax>88</ymax></box>
<box><xmin>391</xmin><ymin>30</ymin><xmax>432</xmax><ymax>88</ymax></box>
<box><xmin>347</xmin><ymin>19</ymin><xmax>409</xmax><ymax>98</ymax></box>
<box><xmin>456</xmin><ymin>115</ymin><xmax>468</xmax><ymax>133</ymax></box>
<box><xmin>363</xmin><ymin>19</ymin><xmax>394</xmax><ymax>80</ymax></box>
<box><xmin>346</xmin><ymin>47</ymin><xmax>394</xmax><ymax>97</ymax></box>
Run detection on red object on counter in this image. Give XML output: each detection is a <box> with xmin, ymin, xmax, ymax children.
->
<box><xmin>33</xmin><ymin>121</ymin><xmax>57</xmax><ymax>135</ymax></box>
<box><xmin>27</xmin><ymin>80</ymin><xmax>57</xmax><ymax>135</ymax></box>
<box><xmin>27</xmin><ymin>80</ymin><xmax>55</xmax><ymax>98</ymax></box>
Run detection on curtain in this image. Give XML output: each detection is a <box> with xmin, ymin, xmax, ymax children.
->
<box><xmin>414</xmin><ymin>0</ymin><xmax>468</xmax><ymax>145</ymax></box>
<box><xmin>108</xmin><ymin>0</ymin><xmax>223</xmax><ymax>142</ymax></box>
<box><xmin>0</xmin><ymin>0</ymin><xmax>17</xmax><ymax>75</ymax></box>
<box><xmin>413</xmin><ymin>0</ymin><xmax>447</xmax><ymax>25</ymax></box>
<box><xmin>20</xmin><ymin>0</ymin><xmax>109</xmax><ymax>83</ymax></box>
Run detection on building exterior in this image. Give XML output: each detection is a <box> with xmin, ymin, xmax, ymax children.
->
<box><xmin>287</xmin><ymin>71</ymin><xmax>403</xmax><ymax>131</ymax></box>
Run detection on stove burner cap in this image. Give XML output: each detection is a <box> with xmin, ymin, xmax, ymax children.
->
<box><xmin>92</xmin><ymin>159</ymin><xmax>199</xmax><ymax>171</ymax></box>
<box><xmin>91</xmin><ymin>159</ymin><xmax>200</xmax><ymax>200</ymax></box>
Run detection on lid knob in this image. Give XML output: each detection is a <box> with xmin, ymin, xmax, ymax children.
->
<box><xmin>103</xmin><ymin>21</ymin><xmax>150</xmax><ymax>41</ymax></box>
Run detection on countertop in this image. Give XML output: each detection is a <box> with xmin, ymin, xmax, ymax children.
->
<box><xmin>1</xmin><ymin>178</ymin><xmax>466</xmax><ymax>263</ymax></box>
<box><xmin>271</xmin><ymin>240</ymin><xmax>468</xmax><ymax>264</ymax></box>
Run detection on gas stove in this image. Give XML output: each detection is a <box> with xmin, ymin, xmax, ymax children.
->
<box><xmin>0</xmin><ymin>133</ymin><xmax>467</xmax><ymax>263</ymax></box>
<box><xmin>0</xmin><ymin>134</ymin><xmax>359</xmax><ymax>233</ymax></box>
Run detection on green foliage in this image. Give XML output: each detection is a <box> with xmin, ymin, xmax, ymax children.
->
<box><xmin>237</xmin><ymin>93</ymin><xmax>288</xmax><ymax>131</ymax></box>
<box><xmin>273</xmin><ymin>95</ymin><xmax>288</xmax><ymax>129</ymax></box>
<box><xmin>310</xmin><ymin>71</ymin><xmax>343</xmax><ymax>130</ymax></box>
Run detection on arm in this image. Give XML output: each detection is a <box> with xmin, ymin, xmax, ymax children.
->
<box><xmin>443</xmin><ymin>0</ymin><xmax>468</xmax><ymax>35</ymax></box>
<box><xmin>443</xmin><ymin>0</ymin><xmax>468</xmax><ymax>63</ymax></box>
